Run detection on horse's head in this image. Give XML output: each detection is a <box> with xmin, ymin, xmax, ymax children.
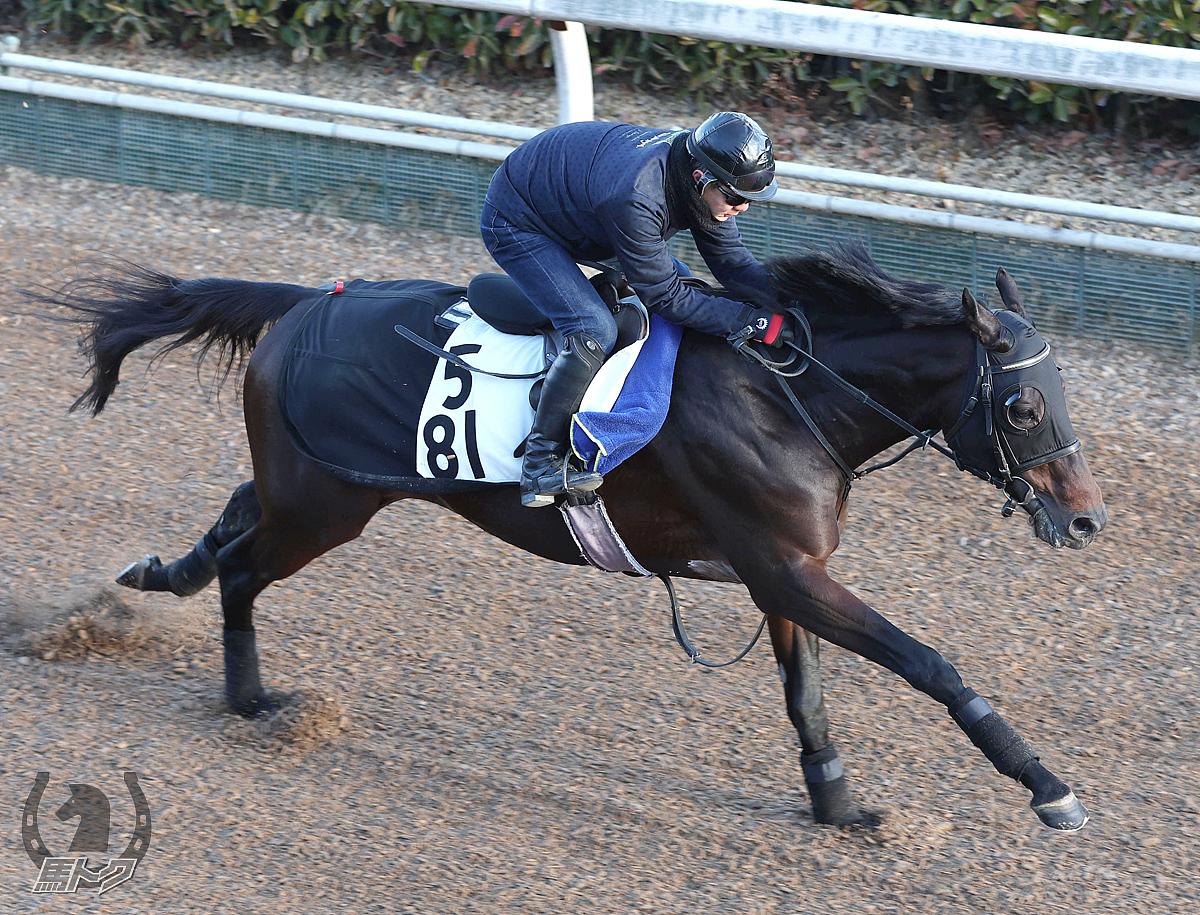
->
<box><xmin>947</xmin><ymin>269</ymin><xmax>1107</xmax><ymax>549</ymax></box>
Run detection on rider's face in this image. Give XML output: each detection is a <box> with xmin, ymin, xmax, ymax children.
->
<box><xmin>693</xmin><ymin>170</ymin><xmax>751</xmax><ymax>221</ymax></box>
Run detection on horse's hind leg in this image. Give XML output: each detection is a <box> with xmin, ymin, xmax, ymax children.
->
<box><xmin>768</xmin><ymin>615</ymin><xmax>868</xmax><ymax>827</ymax></box>
<box><xmin>217</xmin><ymin>483</ymin><xmax>383</xmax><ymax>717</ymax></box>
<box><xmin>117</xmin><ymin>481</ymin><xmax>261</xmax><ymax>596</ymax></box>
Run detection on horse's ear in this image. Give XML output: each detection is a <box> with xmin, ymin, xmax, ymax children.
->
<box><xmin>995</xmin><ymin>268</ymin><xmax>1028</xmax><ymax>318</ymax></box>
<box><xmin>963</xmin><ymin>288</ymin><xmax>1014</xmax><ymax>353</ymax></box>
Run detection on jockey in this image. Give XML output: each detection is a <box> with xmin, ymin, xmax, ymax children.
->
<box><xmin>481</xmin><ymin>111</ymin><xmax>794</xmax><ymax>508</ymax></box>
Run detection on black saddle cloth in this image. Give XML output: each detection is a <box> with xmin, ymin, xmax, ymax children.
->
<box><xmin>279</xmin><ymin>278</ymin><xmax>491</xmax><ymax>492</ymax></box>
<box><xmin>279</xmin><ymin>273</ymin><xmax>646</xmax><ymax>492</ymax></box>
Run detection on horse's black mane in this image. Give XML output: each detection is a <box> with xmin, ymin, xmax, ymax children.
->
<box><xmin>767</xmin><ymin>239</ymin><xmax>964</xmax><ymax>327</ymax></box>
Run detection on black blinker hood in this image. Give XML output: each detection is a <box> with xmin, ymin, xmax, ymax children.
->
<box><xmin>947</xmin><ymin>309</ymin><xmax>1081</xmax><ymax>480</ymax></box>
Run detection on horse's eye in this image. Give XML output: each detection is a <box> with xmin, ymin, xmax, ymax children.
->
<box><xmin>1004</xmin><ymin>386</ymin><xmax>1045</xmax><ymax>430</ymax></box>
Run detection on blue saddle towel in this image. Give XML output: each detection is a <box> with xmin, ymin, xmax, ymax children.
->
<box><xmin>571</xmin><ymin>315</ymin><xmax>683</xmax><ymax>475</ymax></box>
<box><xmin>278</xmin><ymin>278</ymin><xmax>683</xmax><ymax>493</ymax></box>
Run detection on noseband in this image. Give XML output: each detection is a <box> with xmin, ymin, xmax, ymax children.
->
<box><xmin>734</xmin><ymin>307</ymin><xmax>1080</xmax><ymax>521</ymax></box>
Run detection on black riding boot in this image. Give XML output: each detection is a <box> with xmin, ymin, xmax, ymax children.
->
<box><xmin>521</xmin><ymin>332</ymin><xmax>606</xmax><ymax>507</ymax></box>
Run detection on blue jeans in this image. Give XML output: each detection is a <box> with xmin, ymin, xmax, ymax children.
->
<box><xmin>480</xmin><ymin>203</ymin><xmax>691</xmax><ymax>355</ymax></box>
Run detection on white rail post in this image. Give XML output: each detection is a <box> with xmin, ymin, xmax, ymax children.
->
<box><xmin>1</xmin><ymin>36</ymin><xmax>20</xmax><ymax>75</ymax></box>
<box><xmin>547</xmin><ymin>20</ymin><xmax>593</xmax><ymax>123</ymax></box>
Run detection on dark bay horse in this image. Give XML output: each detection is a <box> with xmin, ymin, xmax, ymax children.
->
<box><xmin>35</xmin><ymin>241</ymin><xmax>1107</xmax><ymax>831</ymax></box>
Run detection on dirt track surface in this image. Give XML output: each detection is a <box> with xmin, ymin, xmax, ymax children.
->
<box><xmin>2</xmin><ymin>164</ymin><xmax>1200</xmax><ymax>915</ymax></box>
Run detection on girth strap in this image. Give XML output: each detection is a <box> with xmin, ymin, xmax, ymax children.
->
<box><xmin>560</xmin><ymin>495</ymin><xmax>652</xmax><ymax>576</ymax></box>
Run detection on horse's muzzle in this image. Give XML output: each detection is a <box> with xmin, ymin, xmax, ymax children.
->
<box><xmin>1030</xmin><ymin>501</ymin><xmax>1107</xmax><ymax>550</ymax></box>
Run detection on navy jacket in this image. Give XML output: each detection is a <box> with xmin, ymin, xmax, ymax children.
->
<box><xmin>484</xmin><ymin>121</ymin><xmax>774</xmax><ymax>336</ymax></box>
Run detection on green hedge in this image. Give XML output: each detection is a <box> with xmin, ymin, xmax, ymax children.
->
<box><xmin>820</xmin><ymin>0</ymin><xmax>1200</xmax><ymax>128</ymax></box>
<box><xmin>16</xmin><ymin>0</ymin><xmax>1200</xmax><ymax>130</ymax></box>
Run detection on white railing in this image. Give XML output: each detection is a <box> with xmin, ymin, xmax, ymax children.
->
<box><xmin>0</xmin><ymin>73</ymin><xmax>517</xmax><ymax>159</ymax></box>
<box><xmin>454</xmin><ymin>0</ymin><xmax>1200</xmax><ymax>102</ymax></box>
<box><xmin>0</xmin><ymin>51</ymin><xmax>540</xmax><ymax>141</ymax></box>
<box><xmin>5</xmin><ymin>47</ymin><xmax>1200</xmax><ymax>241</ymax></box>
<box><xmin>7</xmin><ymin>68</ymin><xmax>1200</xmax><ymax>263</ymax></box>
<box><xmin>5</xmin><ymin>2</ymin><xmax>1200</xmax><ymax>260</ymax></box>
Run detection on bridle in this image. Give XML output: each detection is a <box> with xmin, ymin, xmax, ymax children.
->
<box><xmin>940</xmin><ymin>310</ymin><xmax>1082</xmax><ymax>516</ymax></box>
<box><xmin>943</xmin><ymin>336</ymin><xmax>1066</xmax><ymax>517</ymax></box>
<box><xmin>728</xmin><ymin>306</ymin><xmax>1081</xmax><ymax>521</ymax></box>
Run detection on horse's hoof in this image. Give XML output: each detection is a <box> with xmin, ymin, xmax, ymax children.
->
<box><xmin>808</xmin><ymin>775</ymin><xmax>866</xmax><ymax>827</ymax></box>
<box><xmin>843</xmin><ymin>809</ymin><xmax>884</xmax><ymax>831</ymax></box>
<box><xmin>116</xmin><ymin>555</ymin><xmax>162</xmax><ymax>590</ymax></box>
<box><xmin>1032</xmin><ymin>789</ymin><xmax>1089</xmax><ymax>831</ymax></box>
<box><xmin>229</xmin><ymin>692</ymin><xmax>278</xmax><ymax>719</ymax></box>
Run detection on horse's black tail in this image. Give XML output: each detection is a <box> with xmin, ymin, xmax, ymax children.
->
<box><xmin>25</xmin><ymin>259</ymin><xmax>318</xmax><ymax>415</ymax></box>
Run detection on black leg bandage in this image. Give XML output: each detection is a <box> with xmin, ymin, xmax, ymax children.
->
<box><xmin>166</xmin><ymin>481</ymin><xmax>260</xmax><ymax>597</ymax></box>
<box><xmin>801</xmin><ymin>744</ymin><xmax>859</xmax><ymax>826</ymax></box>
<box><xmin>223</xmin><ymin>628</ymin><xmax>271</xmax><ymax>716</ymax></box>
<box><xmin>948</xmin><ymin>689</ymin><xmax>1038</xmax><ymax>781</ymax></box>
<box><xmin>801</xmin><ymin>745</ymin><xmax>845</xmax><ymax>785</ymax></box>
<box><xmin>165</xmin><ymin>534</ymin><xmax>217</xmax><ymax>597</ymax></box>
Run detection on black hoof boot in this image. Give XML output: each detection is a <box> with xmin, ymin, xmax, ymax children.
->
<box><xmin>223</xmin><ymin>629</ymin><xmax>276</xmax><ymax>718</ymax></box>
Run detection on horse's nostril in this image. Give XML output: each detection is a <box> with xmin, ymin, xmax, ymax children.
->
<box><xmin>1069</xmin><ymin>517</ymin><xmax>1096</xmax><ymax>539</ymax></box>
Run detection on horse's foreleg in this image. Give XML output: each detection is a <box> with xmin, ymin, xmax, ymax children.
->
<box><xmin>763</xmin><ymin>559</ymin><xmax>1087</xmax><ymax>831</ymax></box>
<box><xmin>117</xmin><ymin>481</ymin><xmax>261</xmax><ymax>596</ymax></box>
<box><xmin>945</xmin><ymin>689</ymin><xmax>1087</xmax><ymax>830</ymax></box>
<box><xmin>767</xmin><ymin>615</ymin><xmax>866</xmax><ymax>826</ymax></box>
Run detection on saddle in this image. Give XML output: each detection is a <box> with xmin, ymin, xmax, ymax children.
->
<box><xmin>456</xmin><ymin>272</ymin><xmax>649</xmax><ymax>367</ymax></box>
<box><xmin>454</xmin><ymin>270</ymin><xmax>666</xmax><ymax>576</ymax></box>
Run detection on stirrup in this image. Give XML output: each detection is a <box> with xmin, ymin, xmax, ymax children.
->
<box><xmin>521</xmin><ymin>460</ymin><xmax>603</xmax><ymax>508</ymax></box>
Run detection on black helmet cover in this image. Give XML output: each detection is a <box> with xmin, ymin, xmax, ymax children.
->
<box><xmin>686</xmin><ymin>111</ymin><xmax>778</xmax><ymax>201</ymax></box>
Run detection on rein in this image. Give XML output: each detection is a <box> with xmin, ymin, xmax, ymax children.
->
<box><xmin>730</xmin><ymin>308</ymin><xmax>962</xmax><ymax>513</ymax></box>
<box><xmin>661</xmin><ymin>308</ymin><xmax>1013</xmax><ymax>670</ymax></box>
<box><xmin>731</xmin><ymin>307</ymin><xmax>1063</xmax><ymax>524</ymax></box>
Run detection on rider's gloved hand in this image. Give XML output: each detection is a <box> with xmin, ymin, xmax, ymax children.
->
<box><xmin>736</xmin><ymin>307</ymin><xmax>795</xmax><ymax>348</ymax></box>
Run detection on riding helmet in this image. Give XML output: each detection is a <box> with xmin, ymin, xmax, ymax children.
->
<box><xmin>686</xmin><ymin>112</ymin><xmax>778</xmax><ymax>201</ymax></box>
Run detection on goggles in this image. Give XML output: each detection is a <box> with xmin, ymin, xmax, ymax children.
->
<box><xmin>696</xmin><ymin>173</ymin><xmax>750</xmax><ymax>207</ymax></box>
